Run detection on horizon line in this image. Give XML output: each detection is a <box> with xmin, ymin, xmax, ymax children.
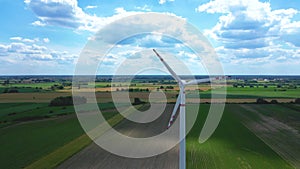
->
<box><xmin>0</xmin><ymin>74</ymin><xmax>300</xmax><ymax>76</ymax></box>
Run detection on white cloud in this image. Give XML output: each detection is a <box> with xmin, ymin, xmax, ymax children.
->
<box><xmin>0</xmin><ymin>40</ymin><xmax>77</xmax><ymax>65</ymax></box>
<box><xmin>25</xmin><ymin>0</ymin><xmax>142</xmax><ymax>32</ymax></box>
<box><xmin>196</xmin><ymin>0</ymin><xmax>300</xmax><ymax>74</ymax></box>
<box><xmin>25</xmin><ymin>0</ymin><xmax>89</xmax><ymax>29</ymax></box>
<box><xmin>196</xmin><ymin>0</ymin><xmax>300</xmax><ymax>67</ymax></box>
<box><xmin>135</xmin><ymin>5</ymin><xmax>151</xmax><ymax>12</ymax></box>
<box><xmin>23</xmin><ymin>38</ymin><xmax>36</xmax><ymax>43</ymax></box>
<box><xmin>215</xmin><ymin>43</ymin><xmax>300</xmax><ymax>66</ymax></box>
<box><xmin>159</xmin><ymin>0</ymin><xmax>166</xmax><ymax>5</ymax></box>
<box><xmin>43</xmin><ymin>38</ymin><xmax>50</xmax><ymax>43</ymax></box>
<box><xmin>114</xmin><ymin>7</ymin><xmax>126</xmax><ymax>14</ymax></box>
<box><xmin>10</xmin><ymin>36</ymin><xmax>38</xmax><ymax>43</ymax></box>
<box><xmin>32</xmin><ymin>20</ymin><xmax>46</xmax><ymax>26</ymax></box>
<box><xmin>79</xmin><ymin>13</ymin><xmax>222</xmax><ymax>75</ymax></box>
<box><xmin>10</xmin><ymin>37</ymin><xmax>22</xmax><ymax>41</ymax></box>
<box><xmin>85</xmin><ymin>5</ymin><xmax>97</xmax><ymax>9</ymax></box>
<box><xmin>196</xmin><ymin>0</ymin><xmax>300</xmax><ymax>46</ymax></box>
<box><xmin>159</xmin><ymin>0</ymin><xmax>174</xmax><ymax>5</ymax></box>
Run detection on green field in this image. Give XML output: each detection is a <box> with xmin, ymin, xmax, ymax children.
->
<box><xmin>187</xmin><ymin>86</ymin><xmax>300</xmax><ymax>99</ymax></box>
<box><xmin>186</xmin><ymin>104</ymin><xmax>294</xmax><ymax>169</ymax></box>
<box><xmin>0</xmin><ymin>103</ymin><xmax>74</xmax><ymax>128</ymax></box>
<box><xmin>225</xmin><ymin>87</ymin><xmax>300</xmax><ymax>98</ymax></box>
<box><xmin>0</xmin><ymin>82</ymin><xmax>62</xmax><ymax>93</ymax></box>
<box><xmin>6</xmin><ymin>82</ymin><xmax>60</xmax><ymax>88</ymax></box>
<box><xmin>0</xmin><ymin>116</ymin><xmax>84</xmax><ymax>169</ymax></box>
<box><xmin>0</xmin><ymin>102</ymin><xmax>124</xmax><ymax>128</ymax></box>
<box><xmin>0</xmin><ymin>102</ymin><xmax>142</xmax><ymax>169</ymax></box>
<box><xmin>243</xmin><ymin>104</ymin><xmax>300</xmax><ymax>131</ymax></box>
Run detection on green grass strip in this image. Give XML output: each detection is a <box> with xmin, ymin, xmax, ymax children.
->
<box><xmin>25</xmin><ymin>104</ymin><xmax>143</xmax><ymax>169</ymax></box>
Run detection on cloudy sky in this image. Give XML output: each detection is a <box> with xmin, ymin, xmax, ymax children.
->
<box><xmin>0</xmin><ymin>0</ymin><xmax>299</xmax><ymax>75</ymax></box>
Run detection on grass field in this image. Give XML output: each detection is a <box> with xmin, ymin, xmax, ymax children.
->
<box><xmin>0</xmin><ymin>102</ymin><xmax>124</xmax><ymax>128</ymax></box>
<box><xmin>186</xmin><ymin>104</ymin><xmax>294</xmax><ymax>169</ymax></box>
<box><xmin>242</xmin><ymin>104</ymin><xmax>300</xmax><ymax>131</ymax></box>
<box><xmin>0</xmin><ymin>82</ymin><xmax>61</xmax><ymax>93</ymax></box>
<box><xmin>193</xmin><ymin>86</ymin><xmax>300</xmax><ymax>99</ymax></box>
<box><xmin>5</xmin><ymin>82</ymin><xmax>60</xmax><ymax>88</ymax></box>
<box><xmin>0</xmin><ymin>116</ymin><xmax>84</xmax><ymax>169</ymax></box>
<box><xmin>0</xmin><ymin>101</ymin><xmax>143</xmax><ymax>169</ymax></box>
<box><xmin>226</xmin><ymin>87</ymin><xmax>300</xmax><ymax>98</ymax></box>
<box><xmin>24</xmin><ymin>104</ymin><xmax>144</xmax><ymax>169</ymax></box>
<box><xmin>237</xmin><ymin>104</ymin><xmax>300</xmax><ymax>168</ymax></box>
<box><xmin>0</xmin><ymin>103</ymin><xmax>74</xmax><ymax>128</ymax></box>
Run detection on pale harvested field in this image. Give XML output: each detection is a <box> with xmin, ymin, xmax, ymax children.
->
<box><xmin>238</xmin><ymin>105</ymin><xmax>300</xmax><ymax>169</ymax></box>
<box><xmin>57</xmin><ymin>104</ymin><xmax>179</xmax><ymax>169</ymax></box>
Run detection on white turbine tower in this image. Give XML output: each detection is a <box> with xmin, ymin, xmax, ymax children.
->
<box><xmin>153</xmin><ymin>49</ymin><xmax>224</xmax><ymax>169</ymax></box>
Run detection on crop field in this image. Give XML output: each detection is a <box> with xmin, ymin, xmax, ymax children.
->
<box><xmin>0</xmin><ymin>103</ymin><xmax>74</xmax><ymax>128</ymax></box>
<box><xmin>187</xmin><ymin>86</ymin><xmax>300</xmax><ymax>99</ymax></box>
<box><xmin>0</xmin><ymin>82</ymin><xmax>64</xmax><ymax>93</ymax></box>
<box><xmin>186</xmin><ymin>104</ymin><xmax>295</xmax><ymax>169</ymax></box>
<box><xmin>5</xmin><ymin>82</ymin><xmax>60</xmax><ymax>88</ymax></box>
<box><xmin>225</xmin><ymin>86</ymin><xmax>300</xmax><ymax>98</ymax></box>
<box><xmin>0</xmin><ymin>102</ymin><xmax>130</xmax><ymax>169</ymax></box>
<box><xmin>0</xmin><ymin>102</ymin><xmax>123</xmax><ymax>127</ymax></box>
<box><xmin>237</xmin><ymin>104</ymin><xmax>300</xmax><ymax>168</ymax></box>
<box><xmin>0</xmin><ymin>115</ymin><xmax>84</xmax><ymax>169</ymax></box>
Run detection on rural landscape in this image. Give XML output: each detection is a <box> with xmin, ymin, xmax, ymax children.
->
<box><xmin>0</xmin><ymin>75</ymin><xmax>299</xmax><ymax>169</ymax></box>
<box><xmin>1</xmin><ymin>0</ymin><xmax>300</xmax><ymax>168</ymax></box>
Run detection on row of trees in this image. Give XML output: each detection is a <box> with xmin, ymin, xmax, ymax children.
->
<box><xmin>114</xmin><ymin>86</ymin><xmax>174</xmax><ymax>92</ymax></box>
<box><xmin>233</xmin><ymin>83</ymin><xmax>298</xmax><ymax>89</ymax></box>
<box><xmin>49</xmin><ymin>96</ymin><xmax>87</xmax><ymax>106</ymax></box>
<box><xmin>256</xmin><ymin>98</ymin><xmax>300</xmax><ymax>104</ymax></box>
<box><xmin>50</xmin><ymin>84</ymin><xmax>64</xmax><ymax>90</ymax></box>
<box><xmin>3</xmin><ymin>88</ymin><xmax>19</xmax><ymax>93</ymax></box>
<box><xmin>116</xmin><ymin>88</ymin><xmax>150</xmax><ymax>92</ymax></box>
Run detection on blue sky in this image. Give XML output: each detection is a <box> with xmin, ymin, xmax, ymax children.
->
<box><xmin>0</xmin><ymin>0</ymin><xmax>299</xmax><ymax>75</ymax></box>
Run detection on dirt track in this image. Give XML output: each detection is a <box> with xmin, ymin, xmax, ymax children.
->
<box><xmin>57</xmin><ymin>104</ymin><xmax>179</xmax><ymax>169</ymax></box>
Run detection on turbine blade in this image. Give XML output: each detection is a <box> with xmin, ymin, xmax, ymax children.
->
<box><xmin>153</xmin><ymin>49</ymin><xmax>182</xmax><ymax>84</ymax></box>
<box><xmin>167</xmin><ymin>92</ymin><xmax>181</xmax><ymax>128</ymax></box>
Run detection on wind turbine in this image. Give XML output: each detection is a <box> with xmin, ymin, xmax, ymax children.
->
<box><xmin>153</xmin><ymin>49</ymin><xmax>224</xmax><ymax>169</ymax></box>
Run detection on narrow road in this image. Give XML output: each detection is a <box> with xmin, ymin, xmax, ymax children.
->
<box><xmin>57</xmin><ymin>104</ymin><xmax>179</xmax><ymax>169</ymax></box>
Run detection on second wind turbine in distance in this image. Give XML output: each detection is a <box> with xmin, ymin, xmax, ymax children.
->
<box><xmin>153</xmin><ymin>49</ymin><xmax>225</xmax><ymax>169</ymax></box>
